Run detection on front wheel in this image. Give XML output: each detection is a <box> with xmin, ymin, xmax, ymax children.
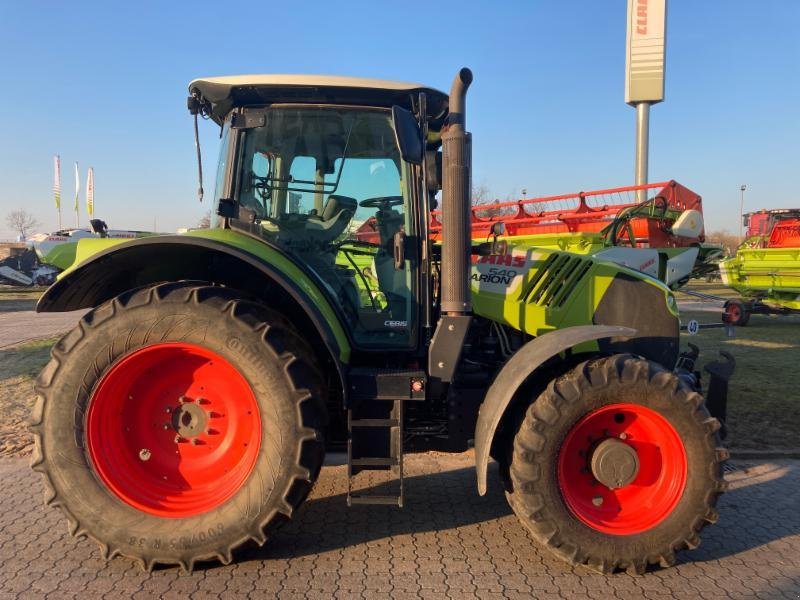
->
<box><xmin>506</xmin><ymin>354</ymin><xmax>727</xmax><ymax>574</ymax></box>
<box><xmin>31</xmin><ymin>283</ymin><xmax>326</xmax><ymax>570</ymax></box>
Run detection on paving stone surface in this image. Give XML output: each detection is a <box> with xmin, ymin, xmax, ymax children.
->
<box><xmin>0</xmin><ymin>454</ymin><xmax>798</xmax><ymax>599</ymax></box>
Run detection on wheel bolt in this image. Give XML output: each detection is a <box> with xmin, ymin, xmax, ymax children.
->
<box><xmin>174</xmin><ymin>435</ymin><xmax>186</xmax><ymax>444</ymax></box>
<box><xmin>178</xmin><ymin>396</ymin><xmax>187</xmax><ymax>404</ymax></box>
<box><xmin>206</xmin><ymin>428</ymin><xmax>219</xmax><ymax>435</ymax></box>
<box><xmin>138</xmin><ymin>449</ymin><xmax>151</xmax><ymax>461</ymax></box>
<box><xmin>162</xmin><ymin>424</ymin><xmax>170</xmax><ymax>430</ymax></box>
<box><xmin>191</xmin><ymin>438</ymin><xmax>203</xmax><ymax>446</ymax></box>
<box><xmin>197</xmin><ymin>397</ymin><xmax>210</xmax><ymax>405</ymax></box>
<box><xmin>619</xmin><ymin>432</ymin><xmax>628</xmax><ymax>440</ymax></box>
<box><xmin>592</xmin><ymin>495</ymin><xmax>603</xmax><ymax>506</ymax></box>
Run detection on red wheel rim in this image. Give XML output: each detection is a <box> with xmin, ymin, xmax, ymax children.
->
<box><xmin>557</xmin><ymin>403</ymin><xmax>687</xmax><ymax>535</ymax></box>
<box><xmin>86</xmin><ymin>343</ymin><xmax>261</xmax><ymax>518</ymax></box>
<box><xmin>726</xmin><ymin>304</ymin><xmax>741</xmax><ymax>321</ymax></box>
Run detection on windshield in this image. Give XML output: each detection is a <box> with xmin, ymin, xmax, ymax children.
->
<box><xmin>233</xmin><ymin>106</ymin><xmax>417</xmax><ymax>348</ymax></box>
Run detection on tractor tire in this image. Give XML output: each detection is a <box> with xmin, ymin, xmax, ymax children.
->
<box><xmin>506</xmin><ymin>354</ymin><xmax>727</xmax><ymax>574</ymax></box>
<box><xmin>30</xmin><ymin>283</ymin><xmax>326</xmax><ymax>571</ymax></box>
<box><xmin>723</xmin><ymin>300</ymin><xmax>750</xmax><ymax>327</ymax></box>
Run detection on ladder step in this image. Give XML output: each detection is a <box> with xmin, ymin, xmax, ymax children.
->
<box><xmin>348</xmin><ymin>495</ymin><xmax>403</xmax><ymax>507</ymax></box>
<box><xmin>350</xmin><ymin>418</ymin><xmax>399</xmax><ymax>428</ymax></box>
<box><xmin>346</xmin><ymin>400</ymin><xmax>404</xmax><ymax>508</ymax></box>
<box><xmin>350</xmin><ymin>457</ymin><xmax>398</xmax><ymax>467</ymax></box>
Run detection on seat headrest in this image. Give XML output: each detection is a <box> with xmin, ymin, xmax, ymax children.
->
<box><xmin>322</xmin><ymin>194</ymin><xmax>358</xmax><ymax>221</ymax></box>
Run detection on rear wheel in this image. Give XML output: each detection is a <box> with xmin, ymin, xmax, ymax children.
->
<box><xmin>506</xmin><ymin>354</ymin><xmax>727</xmax><ymax>574</ymax></box>
<box><xmin>723</xmin><ymin>299</ymin><xmax>750</xmax><ymax>326</ymax></box>
<box><xmin>31</xmin><ymin>283</ymin><xmax>326</xmax><ymax>570</ymax></box>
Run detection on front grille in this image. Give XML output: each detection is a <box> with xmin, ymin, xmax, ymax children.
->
<box><xmin>524</xmin><ymin>254</ymin><xmax>592</xmax><ymax>308</ymax></box>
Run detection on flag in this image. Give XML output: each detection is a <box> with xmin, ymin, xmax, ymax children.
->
<box><xmin>74</xmin><ymin>162</ymin><xmax>80</xmax><ymax>213</ymax></box>
<box><xmin>53</xmin><ymin>155</ymin><xmax>61</xmax><ymax>209</ymax></box>
<box><xmin>86</xmin><ymin>168</ymin><xmax>94</xmax><ymax>217</ymax></box>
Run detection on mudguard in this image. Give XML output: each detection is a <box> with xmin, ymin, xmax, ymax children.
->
<box><xmin>37</xmin><ymin>232</ymin><xmax>351</xmax><ymax>395</ymax></box>
<box><xmin>474</xmin><ymin>324</ymin><xmax>636</xmax><ymax>495</ymax></box>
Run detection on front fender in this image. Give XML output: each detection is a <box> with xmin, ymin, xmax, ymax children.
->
<box><xmin>474</xmin><ymin>324</ymin><xmax>636</xmax><ymax>495</ymax></box>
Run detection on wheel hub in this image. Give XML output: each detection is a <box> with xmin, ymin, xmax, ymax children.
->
<box><xmin>590</xmin><ymin>437</ymin><xmax>640</xmax><ymax>489</ymax></box>
<box><xmin>171</xmin><ymin>401</ymin><xmax>208</xmax><ymax>438</ymax></box>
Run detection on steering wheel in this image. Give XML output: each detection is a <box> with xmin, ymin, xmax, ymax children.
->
<box><xmin>359</xmin><ymin>196</ymin><xmax>404</xmax><ymax>209</ymax></box>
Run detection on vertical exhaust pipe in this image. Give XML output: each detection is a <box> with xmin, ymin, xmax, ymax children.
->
<box><xmin>441</xmin><ymin>67</ymin><xmax>473</xmax><ymax>314</ymax></box>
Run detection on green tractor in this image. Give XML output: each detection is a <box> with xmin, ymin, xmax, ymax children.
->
<box><xmin>31</xmin><ymin>69</ymin><xmax>729</xmax><ymax>574</ymax></box>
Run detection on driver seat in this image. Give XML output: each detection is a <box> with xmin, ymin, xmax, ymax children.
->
<box><xmin>305</xmin><ymin>194</ymin><xmax>358</xmax><ymax>242</ymax></box>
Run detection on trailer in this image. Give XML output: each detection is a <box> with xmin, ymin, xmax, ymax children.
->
<box><xmin>719</xmin><ymin>209</ymin><xmax>800</xmax><ymax>325</ymax></box>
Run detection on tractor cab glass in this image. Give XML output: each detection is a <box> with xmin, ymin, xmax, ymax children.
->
<box><xmin>231</xmin><ymin>106</ymin><xmax>416</xmax><ymax>348</ymax></box>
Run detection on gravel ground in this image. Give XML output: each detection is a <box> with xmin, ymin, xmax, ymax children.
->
<box><xmin>0</xmin><ymin>309</ymin><xmax>87</xmax><ymax>348</ymax></box>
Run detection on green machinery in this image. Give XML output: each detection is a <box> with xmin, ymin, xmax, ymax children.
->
<box><xmin>31</xmin><ymin>69</ymin><xmax>730</xmax><ymax>574</ymax></box>
<box><xmin>719</xmin><ymin>209</ymin><xmax>800</xmax><ymax>325</ymax></box>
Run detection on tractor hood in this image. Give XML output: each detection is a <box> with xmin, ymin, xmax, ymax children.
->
<box><xmin>188</xmin><ymin>74</ymin><xmax>449</xmax><ymax>125</ymax></box>
<box><xmin>471</xmin><ymin>242</ymin><xmax>681</xmax><ymax>367</ymax></box>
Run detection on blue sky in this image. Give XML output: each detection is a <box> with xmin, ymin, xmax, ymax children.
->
<box><xmin>1</xmin><ymin>1</ymin><xmax>798</xmax><ymax>239</ymax></box>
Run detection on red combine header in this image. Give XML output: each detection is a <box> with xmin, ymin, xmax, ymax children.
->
<box><xmin>432</xmin><ymin>180</ymin><xmax>704</xmax><ymax>247</ymax></box>
<box><xmin>355</xmin><ymin>180</ymin><xmax>705</xmax><ymax>249</ymax></box>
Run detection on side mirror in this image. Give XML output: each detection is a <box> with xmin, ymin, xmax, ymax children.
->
<box><xmin>391</xmin><ymin>105</ymin><xmax>423</xmax><ymax>165</ymax></box>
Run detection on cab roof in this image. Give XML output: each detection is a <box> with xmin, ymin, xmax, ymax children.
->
<box><xmin>189</xmin><ymin>74</ymin><xmax>449</xmax><ymax>126</ymax></box>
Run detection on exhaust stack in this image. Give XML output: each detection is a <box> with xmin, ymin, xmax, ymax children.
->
<box><xmin>440</xmin><ymin>67</ymin><xmax>473</xmax><ymax>314</ymax></box>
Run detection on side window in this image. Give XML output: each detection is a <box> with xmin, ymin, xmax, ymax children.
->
<box><xmin>249</xmin><ymin>151</ymin><xmax>272</xmax><ymax>217</ymax></box>
<box><xmin>231</xmin><ymin>108</ymin><xmax>417</xmax><ymax>348</ymax></box>
<box><xmin>288</xmin><ymin>156</ymin><xmax>327</xmax><ymax>215</ymax></box>
<box><xmin>212</xmin><ymin>123</ymin><xmax>231</xmax><ymax>203</ymax></box>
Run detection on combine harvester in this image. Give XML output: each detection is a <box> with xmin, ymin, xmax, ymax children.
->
<box><xmin>29</xmin><ymin>219</ymin><xmax>157</xmax><ymax>270</ymax></box>
<box><xmin>719</xmin><ymin>209</ymin><xmax>800</xmax><ymax>325</ymax></box>
<box><xmin>355</xmin><ymin>179</ymin><xmax>722</xmax><ymax>290</ymax></box>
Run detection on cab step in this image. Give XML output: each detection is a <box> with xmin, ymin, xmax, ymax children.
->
<box><xmin>348</xmin><ymin>495</ymin><xmax>403</xmax><ymax>507</ymax></box>
<box><xmin>346</xmin><ymin>399</ymin><xmax>404</xmax><ymax>508</ymax></box>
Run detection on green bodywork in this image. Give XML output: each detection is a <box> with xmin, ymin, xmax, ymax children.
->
<box><xmin>469</xmin><ymin>243</ymin><xmax>677</xmax><ymax>337</ymax></box>
<box><xmin>720</xmin><ymin>246</ymin><xmax>800</xmax><ymax>310</ymax></box>
<box><xmin>51</xmin><ymin>227</ymin><xmax>678</xmax><ymax>364</ymax></box>
<box><xmin>52</xmin><ymin>229</ymin><xmax>354</xmax><ymax>362</ymax></box>
<box><xmin>39</xmin><ymin>233</ymin><xmax>158</xmax><ymax>271</ymax></box>
<box><xmin>465</xmin><ymin>231</ymin><xmax>722</xmax><ymax>288</ymax></box>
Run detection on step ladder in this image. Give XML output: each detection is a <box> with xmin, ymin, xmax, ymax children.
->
<box><xmin>347</xmin><ymin>399</ymin><xmax>404</xmax><ymax>507</ymax></box>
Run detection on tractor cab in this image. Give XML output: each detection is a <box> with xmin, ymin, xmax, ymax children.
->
<box><xmin>189</xmin><ymin>75</ymin><xmax>448</xmax><ymax>350</ymax></box>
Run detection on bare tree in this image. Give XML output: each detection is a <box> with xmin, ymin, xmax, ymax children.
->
<box><xmin>197</xmin><ymin>211</ymin><xmax>212</xmax><ymax>228</ymax></box>
<box><xmin>6</xmin><ymin>209</ymin><xmax>40</xmax><ymax>239</ymax></box>
<box><xmin>472</xmin><ymin>184</ymin><xmax>515</xmax><ymax>218</ymax></box>
<box><xmin>705</xmin><ymin>229</ymin><xmax>744</xmax><ymax>257</ymax></box>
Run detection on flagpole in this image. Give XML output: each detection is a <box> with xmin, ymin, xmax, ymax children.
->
<box><xmin>53</xmin><ymin>155</ymin><xmax>62</xmax><ymax>230</ymax></box>
<box><xmin>86</xmin><ymin>167</ymin><xmax>94</xmax><ymax>223</ymax></box>
<box><xmin>74</xmin><ymin>162</ymin><xmax>80</xmax><ymax>228</ymax></box>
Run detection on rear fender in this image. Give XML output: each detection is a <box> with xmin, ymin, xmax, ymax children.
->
<box><xmin>474</xmin><ymin>324</ymin><xmax>636</xmax><ymax>495</ymax></box>
<box><xmin>38</xmin><ymin>234</ymin><xmax>350</xmax><ymax>397</ymax></box>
